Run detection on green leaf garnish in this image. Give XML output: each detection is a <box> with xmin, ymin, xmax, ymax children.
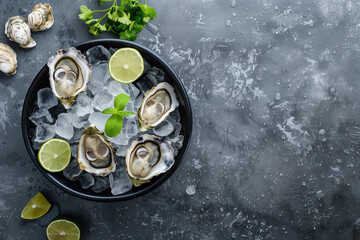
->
<box><xmin>78</xmin><ymin>0</ymin><xmax>157</xmax><ymax>40</ymax></box>
<box><xmin>105</xmin><ymin>114</ymin><xmax>123</xmax><ymax>137</ymax></box>
<box><xmin>103</xmin><ymin>93</ymin><xmax>135</xmax><ymax>137</ymax></box>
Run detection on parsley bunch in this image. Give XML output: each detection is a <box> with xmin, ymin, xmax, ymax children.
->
<box><xmin>79</xmin><ymin>0</ymin><xmax>157</xmax><ymax>41</ymax></box>
<box><xmin>102</xmin><ymin>93</ymin><xmax>134</xmax><ymax>137</ymax></box>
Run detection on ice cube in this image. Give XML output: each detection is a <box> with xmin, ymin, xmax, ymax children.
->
<box><xmin>107</xmin><ymin>80</ymin><xmax>128</xmax><ymax>96</ymax></box>
<box><xmin>109</xmin><ymin>47</ymin><xmax>118</xmax><ymax>55</ymax></box>
<box><xmin>90</xmin><ymin>176</ymin><xmax>110</xmax><ymax>193</ymax></box>
<box><xmin>78</xmin><ymin>173</ymin><xmax>95</xmax><ymax>189</ymax></box>
<box><xmin>71</xmin><ymin>114</ymin><xmax>88</xmax><ymax>129</ymax></box>
<box><xmin>85</xmin><ymin>45</ymin><xmax>111</xmax><ymax>65</ymax></box>
<box><xmin>88</xmin><ymin>63</ymin><xmax>110</xmax><ymax>95</ymax></box>
<box><xmin>29</xmin><ymin>109</ymin><xmax>53</xmax><ymax>126</ymax></box>
<box><xmin>55</xmin><ymin>113</ymin><xmax>74</xmax><ymax>139</ymax></box>
<box><xmin>134</xmin><ymin>95</ymin><xmax>143</xmax><ymax>108</ymax></box>
<box><xmin>170</xmin><ymin>108</ymin><xmax>181</xmax><ymax>122</ymax></box>
<box><xmin>34</xmin><ymin>124</ymin><xmax>55</xmax><ymax>143</ymax></box>
<box><xmin>128</xmin><ymin>83</ymin><xmax>140</xmax><ymax>98</ymax></box>
<box><xmin>63</xmin><ymin>158</ymin><xmax>83</xmax><ymax>181</ymax></box>
<box><xmin>114</xmin><ymin>145</ymin><xmax>128</xmax><ymax>157</ymax></box>
<box><xmin>70</xmin><ymin>127</ymin><xmax>84</xmax><ymax>145</ymax></box>
<box><xmin>152</xmin><ymin>120</ymin><xmax>174</xmax><ymax>137</ymax></box>
<box><xmin>75</xmin><ymin>93</ymin><xmax>94</xmax><ymax>117</ymax></box>
<box><xmin>92</xmin><ymin>90</ymin><xmax>114</xmax><ymax>111</ymax></box>
<box><xmin>108</xmin><ymin>130</ymin><xmax>129</xmax><ymax>145</ymax></box>
<box><xmin>37</xmin><ymin>88</ymin><xmax>58</xmax><ymax>109</ymax></box>
<box><xmin>125</xmin><ymin>118</ymin><xmax>138</xmax><ymax>138</ymax></box>
<box><xmin>70</xmin><ymin>144</ymin><xmax>78</xmax><ymax>158</ymax></box>
<box><xmin>88</xmin><ymin>112</ymin><xmax>109</xmax><ymax>132</ymax></box>
<box><xmin>109</xmin><ymin>166</ymin><xmax>132</xmax><ymax>195</ymax></box>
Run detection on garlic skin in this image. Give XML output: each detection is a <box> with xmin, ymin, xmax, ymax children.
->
<box><xmin>5</xmin><ymin>16</ymin><xmax>36</xmax><ymax>49</ymax></box>
<box><xmin>28</xmin><ymin>3</ymin><xmax>54</xmax><ymax>32</ymax></box>
<box><xmin>0</xmin><ymin>43</ymin><xmax>17</xmax><ymax>76</ymax></box>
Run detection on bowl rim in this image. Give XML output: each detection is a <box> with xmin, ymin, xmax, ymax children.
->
<box><xmin>21</xmin><ymin>39</ymin><xmax>193</xmax><ymax>202</ymax></box>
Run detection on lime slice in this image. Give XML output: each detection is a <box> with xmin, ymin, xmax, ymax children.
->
<box><xmin>38</xmin><ymin>138</ymin><xmax>71</xmax><ymax>172</ymax></box>
<box><xmin>21</xmin><ymin>192</ymin><xmax>51</xmax><ymax>219</ymax></box>
<box><xmin>46</xmin><ymin>218</ymin><xmax>80</xmax><ymax>240</ymax></box>
<box><xmin>108</xmin><ymin>47</ymin><xmax>144</xmax><ymax>83</ymax></box>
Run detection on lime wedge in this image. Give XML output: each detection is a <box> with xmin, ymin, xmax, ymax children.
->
<box><xmin>108</xmin><ymin>47</ymin><xmax>144</xmax><ymax>84</ymax></box>
<box><xmin>38</xmin><ymin>138</ymin><xmax>71</xmax><ymax>172</ymax></box>
<box><xmin>21</xmin><ymin>192</ymin><xmax>51</xmax><ymax>220</ymax></box>
<box><xmin>46</xmin><ymin>218</ymin><xmax>80</xmax><ymax>240</ymax></box>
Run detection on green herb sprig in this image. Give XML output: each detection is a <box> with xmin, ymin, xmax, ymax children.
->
<box><xmin>102</xmin><ymin>93</ymin><xmax>134</xmax><ymax>137</ymax></box>
<box><xmin>79</xmin><ymin>0</ymin><xmax>157</xmax><ymax>41</ymax></box>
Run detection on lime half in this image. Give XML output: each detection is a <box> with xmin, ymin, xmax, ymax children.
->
<box><xmin>38</xmin><ymin>138</ymin><xmax>71</xmax><ymax>172</ymax></box>
<box><xmin>21</xmin><ymin>192</ymin><xmax>51</xmax><ymax>220</ymax></box>
<box><xmin>46</xmin><ymin>218</ymin><xmax>80</xmax><ymax>240</ymax></box>
<box><xmin>109</xmin><ymin>47</ymin><xmax>144</xmax><ymax>84</ymax></box>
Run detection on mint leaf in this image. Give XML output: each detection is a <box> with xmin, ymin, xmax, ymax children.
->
<box><xmin>79</xmin><ymin>5</ymin><xmax>93</xmax><ymax>21</ymax></box>
<box><xmin>118</xmin><ymin>111</ymin><xmax>135</xmax><ymax>117</ymax></box>
<box><xmin>114</xmin><ymin>93</ymin><xmax>130</xmax><ymax>111</ymax></box>
<box><xmin>102</xmin><ymin>108</ymin><xmax>118</xmax><ymax>114</ymax></box>
<box><xmin>105</xmin><ymin>114</ymin><xmax>123</xmax><ymax>137</ymax></box>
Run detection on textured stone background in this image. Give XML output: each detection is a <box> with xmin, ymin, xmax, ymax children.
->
<box><xmin>1</xmin><ymin>0</ymin><xmax>360</xmax><ymax>239</ymax></box>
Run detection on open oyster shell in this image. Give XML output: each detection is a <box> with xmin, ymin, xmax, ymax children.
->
<box><xmin>125</xmin><ymin>134</ymin><xmax>175</xmax><ymax>187</ymax></box>
<box><xmin>28</xmin><ymin>3</ymin><xmax>54</xmax><ymax>32</ymax></box>
<box><xmin>48</xmin><ymin>47</ymin><xmax>91</xmax><ymax>109</ymax></box>
<box><xmin>0</xmin><ymin>43</ymin><xmax>17</xmax><ymax>76</ymax></box>
<box><xmin>138</xmin><ymin>82</ymin><xmax>179</xmax><ymax>131</ymax></box>
<box><xmin>77</xmin><ymin>125</ymin><xmax>116</xmax><ymax>176</ymax></box>
<box><xmin>5</xmin><ymin>16</ymin><xmax>36</xmax><ymax>48</ymax></box>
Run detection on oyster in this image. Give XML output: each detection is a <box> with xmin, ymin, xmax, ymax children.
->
<box><xmin>0</xmin><ymin>43</ymin><xmax>17</xmax><ymax>76</ymax></box>
<box><xmin>77</xmin><ymin>125</ymin><xmax>116</xmax><ymax>176</ymax></box>
<box><xmin>138</xmin><ymin>82</ymin><xmax>179</xmax><ymax>131</ymax></box>
<box><xmin>28</xmin><ymin>3</ymin><xmax>54</xmax><ymax>32</ymax></box>
<box><xmin>5</xmin><ymin>16</ymin><xmax>36</xmax><ymax>48</ymax></box>
<box><xmin>126</xmin><ymin>134</ymin><xmax>175</xmax><ymax>186</ymax></box>
<box><xmin>48</xmin><ymin>47</ymin><xmax>91</xmax><ymax>109</ymax></box>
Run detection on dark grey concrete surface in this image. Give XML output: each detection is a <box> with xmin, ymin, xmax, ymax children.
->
<box><xmin>1</xmin><ymin>0</ymin><xmax>360</xmax><ymax>239</ymax></box>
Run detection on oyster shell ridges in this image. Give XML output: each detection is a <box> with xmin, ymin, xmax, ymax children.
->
<box><xmin>5</xmin><ymin>16</ymin><xmax>36</xmax><ymax>48</ymax></box>
<box><xmin>125</xmin><ymin>134</ymin><xmax>175</xmax><ymax>187</ymax></box>
<box><xmin>47</xmin><ymin>47</ymin><xmax>91</xmax><ymax>109</ymax></box>
<box><xmin>138</xmin><ymin>82</ymin><xmax>179</xmax><ymax>131</ymax></box>
<box><xmin>0</xmin><ymin>43</ymin><xmax>17</xmax><ymax>76</ymax></box>
<box><xmin>28</xmin><ymin>3</ymin><xmax>54</xmax><ymax>32</ymax></box>
<box><xmin>77</xmin><ymin>125</ymin><xmax>117</xmax><ymax>177</ymax></box>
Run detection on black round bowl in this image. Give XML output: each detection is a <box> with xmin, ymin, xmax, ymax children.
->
<box><xmin>22</xmin><ymin>39</ymin><xmax>193</xmax><ymax>201</ymax></box>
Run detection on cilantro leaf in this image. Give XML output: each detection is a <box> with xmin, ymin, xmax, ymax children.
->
<box><xmin>79</xmin><ymin>5</ymin><xmax>93</xmax><ymax>21</ymax></box>
<box><xmin>105</xmin><ymin>114</ymin><xmax>123</xmax><ymax>137</ymax></box>
<box><xmin>79</xmin><ymin>0</ymin><xmax>157</xmax><ymax>40</ymax></box>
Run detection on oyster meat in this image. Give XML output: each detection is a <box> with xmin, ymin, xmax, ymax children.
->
<box><xmin>126</xmin><ymin>134</ymin><xmax>175</xmax><ymax>186</ymax></box>
<box><xmin>48</xmin><ymin>47</ymin><xmax>91</xmax><ymax>109</ymax></box>
<box><xmin>138</xmin><ymin>82</ymin><xmax>179</xmax><ymax>131</ymax></box>
<box><xmin>0</xmin><ymin>43</ymin><xmax>17</xmax><ymax>76</ymax></box>
<box><xmin>5</xmin><ymin>16</ymin><xmax>36</xmax><ymax>48</ymax></box>
<box><xmin>28</xmin><ymin>3</ymin><xmax>54</xmax><ymax>32</ymax></box>
<box><xmin>77</xmin><ymin>125</ymin><xmax>116</xmax><ymax>176</ymax></box>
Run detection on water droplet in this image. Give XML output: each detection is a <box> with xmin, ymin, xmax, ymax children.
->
<box><xmin>308</xmin><ymin>31</ymin><xmax>312</xmax><ymax>36</ymax></box>
<box><xmin>275</xmin><ymin>93</ymin><xmax>281</xmax><ymax>100</ymax></box>
<box><xmin>302</xmin><ymin>181</ymin><xmax>307</xmax><ymax>186</ymax></box>
<box><xmin>205</xmin><ymin>90</ymin><xmax>212</xmax><ymax>99</ymax></box>
<box><xmin>19</xmin><ymin>8</ymin><xmax>28</xmax><ymax>14</ymax></box>
<box><xmin>230</xmin><ymin>0</ymin><xmax>236</xmax><ymax>8</ymax></box>
<box><xmin>225</xmin><ymin>19</ymin><xmax>232</xmax><ymax>27</ymax></box>
<box><xmin>274</xmin><ymin>6</ymin><xmax>278</xmax><ymax>10</ymax></box>
<box><xmin>20</xmin><ymin>162</ymin><xmax>25</xmax><ymax>167</ymax></box>
<box><xmin>186</xmin><ymin>185</ymin><xmax>196</xmax><ymax>195</ymax></box>
<box><xmin>308</xmin><ymin>8</ymin><xmax>311</xmax><ymax>11</ymax></box>
<box><xmin>329</xmin><ymin>87</ymin><xmax>336</xmax><ymax>96</ymax></box>
<box><xmin>232</xmin><ymin>12</ymin><xmax>236</xmax><ymax>17</ymax></box>
<box><xmin>29</xmin><ymin>177</ymin><xmax>33</xmax><ymax>183</ymax></box>
<box><xmin>145</xmin><ymin>22</ymin><xmax>159</xmax><ymax>35</ymax></box>
<box><xmin>316</xmin><ymin>190</ymin><xmax>324</xmax><ymax>200</ymax></box>
<box><xmin>281</xmin><ymin>135</ymin><xmax>286</xmax><ymax>140</ymax></box>
<box><xmin>231</xmin><ymin>232</ymin><xmax>237</xmax><ymax>239</ymax></box>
